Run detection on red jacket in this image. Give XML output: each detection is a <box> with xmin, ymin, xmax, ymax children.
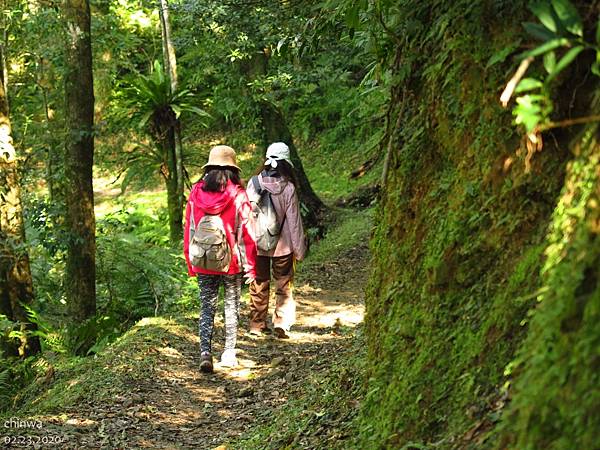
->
<box><xmin>183</xmin><ymin>180</ymin><xmax>257</xmax><ymax>277</ymax></box>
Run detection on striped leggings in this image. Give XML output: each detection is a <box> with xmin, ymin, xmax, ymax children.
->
<box><xmin>197</xmin><ymin>273</ymin><xmax>241</xmax><ymax>354</ymax></box>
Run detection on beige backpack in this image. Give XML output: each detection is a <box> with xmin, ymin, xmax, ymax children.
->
<box><xmin>188</xmin><ymin>201</ymin><xmax>231</xmax><ymax>272</ymax></box>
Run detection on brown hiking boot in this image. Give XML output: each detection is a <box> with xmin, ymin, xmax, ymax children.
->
<box><xmin>200</xmin><ymin>352</ymin><xmax>213</xmax><ymax>373</ymax></box>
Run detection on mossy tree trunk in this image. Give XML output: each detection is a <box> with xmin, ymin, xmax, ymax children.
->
<box><xmin>0</xmin><ymin>45</ymin><xmax>41</xmax><ymax>357</ymax></box>
<box><xmin>63</xmin><ymin>0</ymin><xmax>96</xmax><ymax>323</ymax></box>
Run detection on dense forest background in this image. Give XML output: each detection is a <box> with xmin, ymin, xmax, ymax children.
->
<box><xmin>1</xmin><ymin>0</ymin><xmax>599</xmax><ymax>448</ymax></box>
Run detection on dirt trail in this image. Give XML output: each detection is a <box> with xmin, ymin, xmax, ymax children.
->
<box><xmin>13</xmin><ymin>244</ymin><xmax>367</xmax><ymax>449</ymax></box>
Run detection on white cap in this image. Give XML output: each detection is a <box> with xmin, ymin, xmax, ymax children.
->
<box><xmin>265</xmin><ymin>142</ymin><xmax>294</xmax><ymax>168</ymax></box>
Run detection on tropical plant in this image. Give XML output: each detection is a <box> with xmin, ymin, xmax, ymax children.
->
<box><xmin>117</xmin><ymin>60</ymin><xmax>210</xmax><ymax>243</ymax></box>
<box><xmin>500</xmin><ymin>0</ymin><xmax>600</xmax><ymax>136</ymax></box>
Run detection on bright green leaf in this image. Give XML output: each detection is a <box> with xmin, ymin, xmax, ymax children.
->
<box><xmin>519</xmin><ymin>37</ymin><xmax>570</xmax><ymax>59</ymax></box>
<box><xmin>514</xmin><ymin>107</ymin><xmax>541</xmax><ymax>131</ymax></box>
<box><xmin>547</xmin><ymin>45</ymin><xmax>585</xmax><ymax>82</ymax></box>
<box><xmin>516</xmin><ymin>78</ymin><xmax>544</xmax><ymax>93</ymax></box>
<box><xmin>550</xmin><ymin>0</ymin><xmax>583</xmax><ymax>37</ymax></box>
<box><xmin>529</xmin><ymin>1</ymin><xmax>558</xmax><ymax>32</ymax></box>
<box><xmin>543</xmin><ymin>51</ymin><xmax>556</xmax><ymax>74</ymax></box>
<box><xmin>523</xmin><ymin>22</ymin><xmax>557</xmax><ymax>41</ymax></box>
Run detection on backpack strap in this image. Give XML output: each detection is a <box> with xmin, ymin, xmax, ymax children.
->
<box><xmin>251</xmin><ymin>175</ymin><xmax>263</xmax><ymax>195</ymax></box>
<box><xmin>189</xmin><ymin>199</ymin><xmax>196</xmax><ymax>239</ymax></box>
<box><xmin>252</xmin><ymin>175</ymin><xmax>288</xmax><ymax>230</ymax></box>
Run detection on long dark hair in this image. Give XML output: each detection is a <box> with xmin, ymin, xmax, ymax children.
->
<box><xmin>202</xmin><ymin>166</ymin><xmax>242</xmax><ymax>192</ymax></box>
<box><xmin>255</xmin><ymin>159</ymin><xmax>298</xmax><ymax>188</ymax></box>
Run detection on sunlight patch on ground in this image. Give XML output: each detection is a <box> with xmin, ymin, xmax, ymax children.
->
<box><xmin>295</xmin><ymin>283</ymin><xmax>323</xmax><ymax>295</ymax></box>
<box><xmin>281</xmin><ymin>331</ymin><xmax>348</xmax><ymax>344</ymax></box>
<box><xmin>300</xmin><ymin>309</ymin><xmax>364</xmax><ymax>329</ymax></box>
<box><xmin>295</xmin><ymin>295</ymin><xmax>365</xmax><ymax>329</ymax></box>
<box><xmin>93</xmin><ymin>174</ymin><xmax>168</xmax><ymax>219</ymax></box>
<box><xmin>156</xmin><ymin>346</ymin><xmax>184</xmax><ymax>359</ymax></box>
<box><xmin>220</xmin><ymin>367</ymin><xmax>258</xmax><ymax>381</ymax></box>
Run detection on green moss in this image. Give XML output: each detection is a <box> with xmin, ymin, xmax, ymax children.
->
<box><xmin>497</xmin><ymin>128</ymin><xmax>600</xmax><ymax>449</ymax></box>
<box><xmin>355</xmin><ymin>1</ymin><xmax>600</xmax><ymax>448</ymax></box>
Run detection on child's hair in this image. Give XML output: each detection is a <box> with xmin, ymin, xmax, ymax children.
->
<box><xmin>256</xmin><ymin>159</ymin><xmax>298</xmax><ymax>188</ymax></box>
<box><xmin>202</xmin><ymin>166</ymin><xmax>242</xmax><ymax>192</ymax></box>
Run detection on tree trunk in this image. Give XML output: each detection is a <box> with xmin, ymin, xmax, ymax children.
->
<box><xmin>158</xmin><ymin>0</ymin><xmax>177</xmax><ymax>92</ymax></box>
<box><xmin>0</xmin><ymin>44</ymin><xmax>41</xmax><ymax>357</ymax></box>
<box><xmin>154</xmin><ymin>113</ymin><xmax>182</xmax><ymax>243</ymax></box>
<box><xmin>260</xmin><ymin>102</ymin><xmax>325</xmax><ymax>226</ymax></box>
<box><xmin>63</xmin><ymin>0</ymin><xmax>96</xmax><ymax>323</ymax></box>
<box><xmin>38</xmin><ymin>57</ymin><xmax>64</xmax><ymax>207</ymax></box>
<box><xmin>159</xmin><ymin>0</ymin><xmax>184</xmax><ymax>243</ymax></box>
<box><xmin>246</xmin><ymin>51</ymin><xmax>325</xmax><ymax>228</ymax></box>
<box><xmin>164</xmin><ymin>128</ymin><xmax>181</xmax><ymax>244</ymax></box>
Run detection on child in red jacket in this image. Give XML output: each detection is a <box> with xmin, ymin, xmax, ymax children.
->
<box><xmin>184</xmin><ymin>145</ymin><xmax>257</xmax><ymax>373</ymax></box>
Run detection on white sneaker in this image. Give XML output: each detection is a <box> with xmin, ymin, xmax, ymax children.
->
<box><xmin>220</xmin><ymin>349</ymin><xmax>238</xmax><ymax>367</ymax></box>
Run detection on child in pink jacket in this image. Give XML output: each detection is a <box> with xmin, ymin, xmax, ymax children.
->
<box><xmin>184</xmin><ymin>145</ymin><xmax>257</xmax><ymax>372</ymax></box>
<box><xmin>246</xmin><ymin>142</ymin><xmax>306</xmax><ymax>338</ymax></box>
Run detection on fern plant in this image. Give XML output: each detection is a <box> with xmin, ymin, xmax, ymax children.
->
<box><xmin>0</xmin><ymin>368</ymin><xmax>11</xmax><ymax>410</ymax></box>
<box><xmin>112</xmin><ymin>60</ymin><xmax>210</xmax><ymax>242</ymax></box>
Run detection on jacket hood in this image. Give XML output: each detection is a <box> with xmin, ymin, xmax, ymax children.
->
<box><xmin>259</xmin><ymin>173</ymin><xmax>288</xmax><ymax>195</ymax></box>
<box><xmin>190</xmin><ymin>180</ymin><xmax>238</xmax><ymax>214</ymax></box>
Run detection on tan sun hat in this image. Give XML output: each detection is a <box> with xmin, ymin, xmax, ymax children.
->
<box><xmin>202</xmin><ymin>145</ymin><xmax>240</xmax><ymax>170</ymax></box>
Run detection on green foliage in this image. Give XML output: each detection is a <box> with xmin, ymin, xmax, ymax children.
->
<box><xmin>95</xmin><ymin>193</ymin><xmax>198</xmax><ymax>318</ymax></box>
<box><xmin>20</xmin><ymin>186</ymin><xmax>196</xmax><ymax>360</ymax></box>
<box><xmin>496</xmin><ymin>125</ymin><xmax>600</xmax><ymax>449</ymax></box>
<box><xmin>119</xmin><ymin>60</ymin><xmax>209</xmax><ymax>129</ymax></box>
<box><xmin>110</xmin><ymin>60</ymin><xmax>209</xmax><ymax>192</ymax></box>
<box><xmin>23</xmin><ymin>307</ymin><xmax>69</xmax><ymax>355</ymax></box>
<box><xmin>507</xmin><ymin>0</ymin><xmax>599</xmax><ymax>132</ymax></box>
<box><xmin>298</xmin><ymin>207</ymin><xmax>373</xmax><ymax>274</ymax></box>
<box><xmin>0</xmin><ymin>368</ymin><xmax>11</xmax><ymax>408</ymax></box>
<box><xmin>0</xmin><ymin>355</ymin><xmax>40</xmax><ymax>413</ymax></box>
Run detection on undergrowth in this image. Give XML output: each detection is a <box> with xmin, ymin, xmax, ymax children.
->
<box><xmin>2</xmin><ymin>317</ymin><xmax>185</xmax><ymax>416</ymax></box>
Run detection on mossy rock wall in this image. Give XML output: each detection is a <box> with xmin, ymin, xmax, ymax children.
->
<box><xmin>362</xmin><ymin>1</ymin><xmax>600</xmax><ymax>448</ymax></box>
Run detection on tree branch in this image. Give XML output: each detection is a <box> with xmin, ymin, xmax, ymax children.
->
<box><xmin>500</xmin><ymin>57</ymin><xmax>533</xmax><ymax>107</ymax></box>
<box><xmin>538</xmin><ymin>114</ymin><xmax>600</xmax><ymax>131</ymax></box>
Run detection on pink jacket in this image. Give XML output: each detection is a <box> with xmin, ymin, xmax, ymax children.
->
<box><xmin>246</xmin><ymin>174</ymin><xmax>306</xmax><ymax>261</ymax></box>
<box><xmin>183</xmin><ymin>180</ymin><xmax>257</xmax><ymax>277</ymax></box>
